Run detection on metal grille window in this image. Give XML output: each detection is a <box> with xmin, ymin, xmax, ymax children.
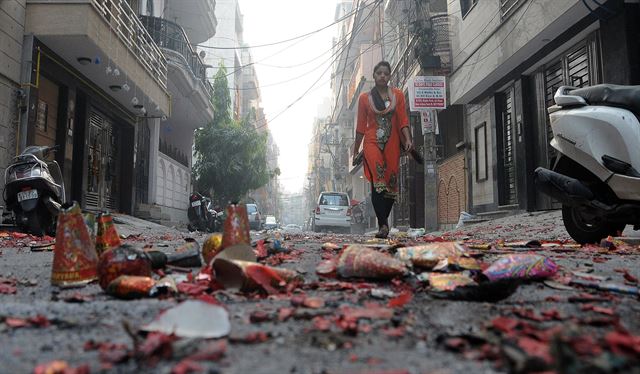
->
<box><xmin>543</xmin><ymin>39</ymin><xmax>598</xmax><ymax>164</ymax></box>
<box><xmin>499</xmin><ymin>90</ymin><xmax>517</xmax><ymax>206</ymax></box>
<box><xmin>500</xmin><ymin>0</ymin><xmax>526</xmax><ymax>20</ymax></box>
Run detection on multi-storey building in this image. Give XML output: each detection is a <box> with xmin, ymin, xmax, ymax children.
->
<box><xmin>0</xmin><ymin>0</ymin><xmax>216</xmax><ymax>225</ymax></box>
<box><xmin>138</xmin><ymin>0</ymin><xmax>217</xmax><ymax>225</ymax></box>
<box><xmin>447</xmin><ymin>0</ymin><xmax>640</xmax><ymax>218</ymax></box>
<box><xmin>201</xmin><ymin>0</ymin><xmax>244</xmax><ymax>120</ymax></box>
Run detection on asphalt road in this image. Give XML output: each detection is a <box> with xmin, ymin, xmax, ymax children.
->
<box><xmin>0</xmin><ymin>210</ymin><xmax>639</xmax><ymax>373</ymax></box>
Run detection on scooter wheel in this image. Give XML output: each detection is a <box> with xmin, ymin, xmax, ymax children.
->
<box><xmin>562</xmin><ymin>205</ymin><xmax>625</xmax><ymax>244</ymax></box>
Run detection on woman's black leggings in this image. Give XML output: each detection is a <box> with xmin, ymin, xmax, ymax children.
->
<box><xmin>371</xmin><ymin>185</ymin><xmax>395</xmax><ymax>229</ymax></box>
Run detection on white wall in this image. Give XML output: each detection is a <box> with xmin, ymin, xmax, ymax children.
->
<box><xmin>156</xmin><ymin>153</ymin><xmax>190</xmax><ymax>213</ymax></box>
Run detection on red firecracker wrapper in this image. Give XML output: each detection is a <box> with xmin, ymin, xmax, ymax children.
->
<box><xmin>213</xmin><ymin>258</ymin><xmax>303</xmax><ymax>293</ymax></box>
<box><xmin>51</xmin><ymin>202</ymin><xmax>99</xmax><ymax>287</ymax></box>
<box><xmin>106</xmin><ymin>275</ymin><xmax>155</xmax><ymax>299</ymax></box>
<box><xmin>97</xmin><ymin>245</ymin><xmax>153</xmax><ymax>290</ymax></box>
<box><xmin>336</xmin><ymin>245</ymin><xmax>407</xmax><ymax>279</ymax></box>
<box><xmin>221</xmin><ymin>203</ymin><xmax>251</xmax><ymax>250</ymax></box>
<box><xmin>483</xmin><ymin>254</ymin><xmax>558</xmax><ymax>281</ymax></box>
<box><xmin>95</xmin><ymin>212</ymin><xmax>122</xmax><ymax>256</ymax></box>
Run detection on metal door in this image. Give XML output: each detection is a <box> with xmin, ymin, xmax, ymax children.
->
<box><xmin>86</xmin><ymin>110</ymin><xmax>120</xmax><ymax>210</ymax></box>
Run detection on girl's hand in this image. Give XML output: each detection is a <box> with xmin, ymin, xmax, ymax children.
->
<box><xmin>403</xmin><ymin>138</ymin><xmax>413</xmax><ymax>152</ymax></box>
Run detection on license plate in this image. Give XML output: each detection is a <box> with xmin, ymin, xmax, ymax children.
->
<box><xmin>191</xmin><ymin>200</ymin><xmax>201</xmax><ymax>207</ymax></box>
<box><xmin>17</xmin><ymin>189</ymin><xmax>38</xmax><ymax>202</ymax></box>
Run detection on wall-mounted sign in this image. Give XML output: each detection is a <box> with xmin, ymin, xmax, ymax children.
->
<box><xmin>409</xmin><ymin>76</ymin><xmax>446</xmax><ymax>111</ymax></box>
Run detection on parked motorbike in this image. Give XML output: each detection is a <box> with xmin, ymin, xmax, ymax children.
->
<box><xmin>3</xmin><ymin>145</ymin><xmax>65</xmax><ymax>236</ymax></box>
<box><xmin>535</xmin><ymin>84</ymin><xmax>640</xmax><ymax>244</ymax></box>
<box><xmin>187</xmin><ymin>192</ymin><xmax>217</xmax><ymax>232</ymax></box>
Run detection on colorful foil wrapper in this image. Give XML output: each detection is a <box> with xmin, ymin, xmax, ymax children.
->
<box><xmin>395</xmin><ymin>242</ymin><xmax>465</xmax><ymax>269</ymax></box>
<box><xmin>337</xmin><ymin>245</ymin><xmax>407</xmax><ymax>279</ymax></box>
<box><xmin>483</xmin><ymin>254</ymin><xmax>558</xmax><ymax>281</ymax></box>
<box><xmin>97</xmin><ymin>245</ymin><xmax>153</xmax><ymax>290</ymax></box>
<box><xmin>95</xmin><ymin>212</ymin><xmax>122</xmax><ymax>256</ymax></box>
<box><xmin>212</xmin><ymin>258</ymin><xmax>303</xmax><ymax>293</ymax></box>
<box><xmin>202</xmin><ymin>233</ymin><xmax>223</xmax><ymax>265</ymax></box>
<box><xmin>427</xmin><ymin>273</ymin><xmax>477</xmax><ymax>292</ymax></box>
<box><xmin>221</xmin><ymin>203</ymin><xmax>251</xmax><ymax>250</ymax></box>
<box><xmin>106</xmin><ymin>275</ymin><xmax>156</xmax><ymax>299</ymax></box>
<box><xmin>51</xmin><ymin>202</ymin><xmax>99</xmax><ymax>287</ymax></box>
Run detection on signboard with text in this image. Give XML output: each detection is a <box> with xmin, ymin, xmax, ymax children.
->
<box><xmin>409</xmin><ymin>76</ymin><xmax>446</xmax><ymax>111</ymax></box>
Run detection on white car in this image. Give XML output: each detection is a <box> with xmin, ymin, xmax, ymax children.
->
<box><xmin>264</xmin><ymin>215</ymin><xmax>278</xmax><ymax>230</ymax></box>
<box><xmin>313</xmin><ymin>191</ymin><xmax>351</xmax><ymax>233</ymax></box>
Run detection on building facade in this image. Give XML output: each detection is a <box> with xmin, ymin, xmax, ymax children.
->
<box><xmin>0</xmin><ymin>0</ymin><xmax>217</xmax><ymax>227</ymax></box>
<box><xmin>447</xmin><ymin>0</ymin><xmax>640</xmax><ymax>218</ymax></box>
<box><xmin>139</xmin><ymin>0</ymin><xmax>217</xmax><ymax>225</ymax></box>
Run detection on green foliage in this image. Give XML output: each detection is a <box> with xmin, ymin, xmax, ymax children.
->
<box><xmin>193</xmin><ymin>62</ymin><xmax>270</xmax><ymax>205</ymax></box>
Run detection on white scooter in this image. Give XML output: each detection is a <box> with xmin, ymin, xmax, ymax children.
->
<box><xmin>535</xmin><ymin>84</ymin><xmax>640</xmax><ymax>244</ymax></box>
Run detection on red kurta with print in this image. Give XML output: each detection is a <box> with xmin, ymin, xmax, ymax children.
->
<box><xmin>356</xmin><ymin>87</ymin><xmax>409</xmax><ymax>198</ymax></box>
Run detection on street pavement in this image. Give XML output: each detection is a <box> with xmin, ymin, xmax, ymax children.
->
<box><xmin>0</xmin><ymin>210</ymin><xmax>639</xmax><ymax>373</ymax></box>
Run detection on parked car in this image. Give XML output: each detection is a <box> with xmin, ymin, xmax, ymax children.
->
<box><xmin>246</xmin><ymin>203</ymin><xmax>262</xmax><ymax>230</ymax></box>
<box><xmin>313</xmin><ymin>191</ymin><xmax>351</xmax><ymax>233</ymax></box>
<box><xmin>264</xmin><ymin>215</ymin><xmax>278</xmax><ymax>230</ymax></box>
<box><xmin>282</xmin><ymin>223</ymin><xmax>302</xmax><ymax>234</ymax></box>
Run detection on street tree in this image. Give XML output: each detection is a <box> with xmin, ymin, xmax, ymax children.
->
<box><xmin>193</xmin><ymin>63</ymin><xmax>270</xmax><ymax>205</ymax></box>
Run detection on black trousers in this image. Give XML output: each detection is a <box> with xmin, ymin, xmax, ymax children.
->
<box><xmin>371</xmin><ymin>185</ymin><xmax>395</xmax><ymax>229</ymax></box>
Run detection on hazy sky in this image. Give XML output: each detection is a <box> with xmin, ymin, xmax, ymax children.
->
<box><xmin>240</xmin><ymin>0</ymin><xmax>338</xmax><ymax>193</ymax></box>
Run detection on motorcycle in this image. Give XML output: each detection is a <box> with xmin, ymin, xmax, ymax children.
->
<box><xmin>187</xmin><ymin>192</ymin><xmax>217</xmax><ymax>232</ymax></box>
<box><xmin>3</xmin><ymin>145</ymin><xmax>65</xmax><ymax>236</ymax></box>
<box><xmin>534</xmin><ymin>84</ymin><xmax>640</xmax><ymax>244</ymax></box>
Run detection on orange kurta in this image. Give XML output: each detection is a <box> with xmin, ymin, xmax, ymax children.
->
<box><xmin>356</xmin><ymin>88</ymin><xmax>409</xmax><ymax>198</ymax></box>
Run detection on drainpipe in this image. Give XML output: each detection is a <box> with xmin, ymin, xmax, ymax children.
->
<box><xmin>18</xmin><ymin>35</ymin><xmax>36</xmax><ymax>153</ymax></box>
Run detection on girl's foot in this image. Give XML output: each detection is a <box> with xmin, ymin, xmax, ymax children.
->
<box><xmin>375</xmin><ymin>225</ymin><xmax>389</xmax><ymax>239</ymax></box>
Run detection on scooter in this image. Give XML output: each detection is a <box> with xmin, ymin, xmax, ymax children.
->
<box><xmin>534</xmin><ymin>84</ymin><xmax>640</xmax><ymax>244</ymax></box>
<box><xmin>3</xmin><ymin>145</ymin><xmax>65</xmax><ymax>236</ymax></box>
<box><xmin>187</xmin><ymin>192</ymin><xmax>217</xmax><ymax>232</ymax></box>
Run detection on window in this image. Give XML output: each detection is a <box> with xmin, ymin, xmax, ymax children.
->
<box><xmin>474</xmin><ymin>122</ymin><xmax>488</xmax><ymax>182</ymax></box>
<box><xmin>319</xmin><ymin>193</ymin><xmax>349</xmax><ymax>207</ymax></box>
<box><xmin>460</xmin><ymin>0</ymin><xmax>478</xmax><ymax>18</ymax></box>
<box><xmin>500</xmin><ymin>0</ymin><xmax>526</xmax><ymax>19</ymax></box>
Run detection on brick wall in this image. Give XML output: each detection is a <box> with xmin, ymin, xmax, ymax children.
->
<box><xmin>437</xmin><ymin>152</ymin><xmax>466</xmax><ymax>225</ymax></box>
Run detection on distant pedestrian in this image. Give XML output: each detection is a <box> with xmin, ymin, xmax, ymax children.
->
<box><xmin>352</xmin><ymin>60</ymin><xmax>413</xmax><ymax>239</ymax></box>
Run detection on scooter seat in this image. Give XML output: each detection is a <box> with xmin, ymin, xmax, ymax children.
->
<box><xmin>571</xmin><ymin>84</ymin><xmax>640</xmax><ymax>114</ymax></box>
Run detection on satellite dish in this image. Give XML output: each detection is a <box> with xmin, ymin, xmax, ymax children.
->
<box><xmin>199</xmin><ymin>50</ymin><xmax>206</xmax><ymax>59</ymax></box>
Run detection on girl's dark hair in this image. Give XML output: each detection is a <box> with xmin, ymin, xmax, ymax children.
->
<box><xmin>373</xmin><ymin>61</ymin><xmax>392</xmax><ymax>74</ymax></box>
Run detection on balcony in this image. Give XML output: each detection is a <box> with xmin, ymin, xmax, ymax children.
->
<box><xmin>26</xmin><ymin>0</ymin><xmax>171</xmax><ymax>116</ymax></box>
<box><xmin>140</xmin><ymin>15</ymin><xmax>214</xmax><ymax>127</ymax></box>
<box><xmin>164</xmin><ymin>0</ymin><xmax>217</xmax><ymax>44</ymax></box>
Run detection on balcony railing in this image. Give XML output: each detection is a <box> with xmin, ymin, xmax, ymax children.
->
<box><xmin>140</xmin><ymin>15</ymin><xmax>214</xmax><ymax>100</ymax></box>
<box><xmin>92</xmin><ymin>0</ymin><xmax>167</xmax><ymax>89</ymax></box>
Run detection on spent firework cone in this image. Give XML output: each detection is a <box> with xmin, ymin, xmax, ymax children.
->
<box><xmin>95</xmin><ymin>212</ymin><xmax>122</xmax><ymax>256</ymax></box>
<box><xmin>336</xmin><ymin>245</ymin><xmax>408</xmax><ymax>280</ymax></box>
<box><xmin>213</xmin><ymin>258</ymin><xmax>302</xmax><ymax>293</ymax></box>
<box><xmin>221</xmin><ymin>203</ymin><xmax>251</xmax><ymax>250</ymax></box>
<box><xmin>51</xmin><ymin>202</ymin><xmax>99</xmax><ymax>287</ymax></box>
